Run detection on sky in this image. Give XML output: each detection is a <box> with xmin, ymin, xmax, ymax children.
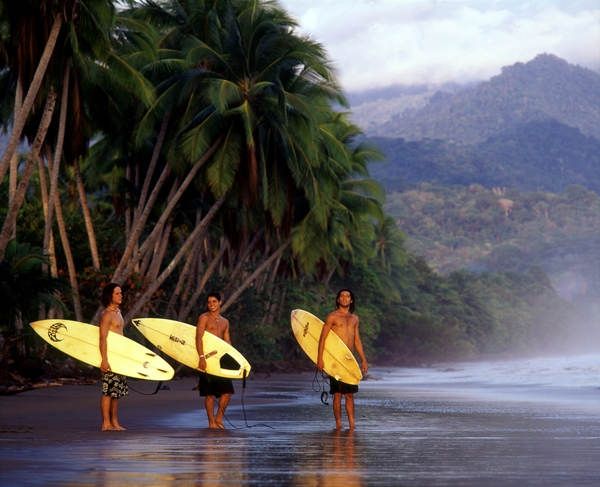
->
<box><xmin>277</xmin><ymin>0</ymin><xmax>600</xmax><ymax>92</ymax></box>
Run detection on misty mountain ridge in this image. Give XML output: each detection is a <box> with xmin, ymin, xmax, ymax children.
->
<box><xmin>370</xmin><ymin>119</ymin><xmax>600</xmax><ymax>193</ymax></box>
<box><xmin>353</xmin><ymin>54</ymin><xmax>600</xmax><ymax>144</ymax></box>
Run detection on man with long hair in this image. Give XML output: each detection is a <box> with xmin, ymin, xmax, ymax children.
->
<box><xmin>99</xmin><ymin>283</ymin><xmax>128</xmax><ymax>431</ymax></box>
<box><xmin>317</xmin><ymin>288</ymin><xmax>368</xmax><ymax>430</ymax></box>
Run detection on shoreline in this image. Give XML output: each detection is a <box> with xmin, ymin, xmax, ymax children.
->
<box><xmin>2</xmin><ymin>368</ymin><xmax>600</xmax><ymax>486</ymax></box>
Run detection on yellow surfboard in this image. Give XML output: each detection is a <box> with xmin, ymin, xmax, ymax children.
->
<box><xmin>30</xmin><ymin>319</ymin><xmax>175</xmax><ymax>380</ymax></box>
<box><xmin>291</xmin><ymin>309</ymin><xmax>362</xmax><ymax>385</ymax></box>
<box><xmin>132</xmin><ymin>317</ymin><xmax>251</xmax><ymax>380</ymax></box>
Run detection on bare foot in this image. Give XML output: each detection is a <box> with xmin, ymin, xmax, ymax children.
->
<box><xmin>112</xmin><ymin>423</ymin><xmax>127</xmax><ymax>431</ymax></box>
<box><xmin>216</xmin><ymin>421</ymin><xmax>225</xmax><ymax>430</ymax></box>
<box><xmin>208</xmin><ymin>421</ymin><xmax>219</xmax><ymax>429</ymax></box>
<box><xmin>101</xmin><ymin>423</ymin><xmax>115</xmax><ymax>431</ymax></box>
<box><xmin>335</xmin><ymin>421</ymin><xmax>342</xmax><ymax>431</ymax></box>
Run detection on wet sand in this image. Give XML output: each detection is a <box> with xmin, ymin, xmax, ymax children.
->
<box><xmin>1</xmin><ymin>369</ymin><xmax>600</xmax><ymax>486</ymax></box>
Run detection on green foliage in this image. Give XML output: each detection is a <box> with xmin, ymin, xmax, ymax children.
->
<box><xmin>0</xmin><ymin>240</ymin><xmax>64</xmax><ymax>332</ymax></box>
<box><xmin>384</xmin><ymin>183</ymin><xmax>600</xmax><ymax>299</ymax></box>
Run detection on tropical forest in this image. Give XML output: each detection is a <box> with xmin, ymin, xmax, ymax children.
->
<box><xmin>0</xmin><ymin>0</ymin><xmax>591</xmax><ymax>393</ymax></box>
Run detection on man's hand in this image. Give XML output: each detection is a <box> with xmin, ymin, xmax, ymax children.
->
<box><xmin>317</xmin><ymin>357</ymin><xmax>324</xmax><ymax>371</ymax></box>
<box><xmin>361</xmin><ymin>360</ymin><xmax>368</xmax><ymax>375</ymax></box>
<box><xmin>198</xmin><ymin>356</ymin><xmax>207</xmax><ymax>371</ymax></box>
<box><xmin>100</xmin><ymin>359</ymin><xmax>111</xmax><ymax>373</ymax></box>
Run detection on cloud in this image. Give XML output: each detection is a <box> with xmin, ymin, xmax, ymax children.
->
<box><xmin>278</xmin><ymin>0</ymin><xmax>600</xmax><ymax>91</ymax></box>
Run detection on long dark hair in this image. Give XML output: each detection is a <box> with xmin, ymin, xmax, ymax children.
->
<box><xmin>101</xmin><ymin>283</ymin><xmax>120</xmax><ymax>307</ymax></box>
<box><xmin>335</xmin><ymin>288</ymin><xmax>355</xmax><ymax>313</ymax></box>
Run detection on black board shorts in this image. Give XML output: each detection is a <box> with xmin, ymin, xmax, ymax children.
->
<box><xmin>198</xmin><ymin>372</ymin><xmax>234</xmax><ymax>397</ymax></box>
<box><xmin>330</xmin><ymin>376</ymin><xmax>358</xmax><ymax>394</ymax></box>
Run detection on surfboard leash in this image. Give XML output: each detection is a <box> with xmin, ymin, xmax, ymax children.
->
<box><xmin>127</xmin><ymin>379</ymin><xmax>167</xmax><ymax>395</ymax></box>
<box><xmin>223</xmin><ymin>370</ymin><xmax>275</xmax><ymax>430</ymax></box>
<box><xmin>312</xmin><ymin>369</ymin><xmax>330</xmax><ymax>405</ymax></box>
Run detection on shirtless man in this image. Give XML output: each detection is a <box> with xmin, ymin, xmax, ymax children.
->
<box><xmin>317</xmin><ymin>289</ymin><xmax>368</xmax><ymax>430</ymax></box>
<box><xmin>99</xmin><ymin>283</ymin><xmax>128</xmax><ymax>431</ymax></box>
<box><xmin>196</xmin><ymin>292</ymin><xmax>234</xmax><ymax>429</ymax></box>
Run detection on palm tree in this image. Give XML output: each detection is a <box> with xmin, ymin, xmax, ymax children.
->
<box><xmin>105</xmin><ymin>0</ymin><xmax>344</xmax><ymax>316</ymax></box>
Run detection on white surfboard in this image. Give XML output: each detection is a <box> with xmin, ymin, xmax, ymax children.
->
<box><xmin>30</xmin><ymin>319</ymin><xmax>175</xmax><ymax>380</ymax></box>
<box><xmin>132</xmin><ymin>317</ymin><xmax>251</xmax><ymax>380</ymax></box>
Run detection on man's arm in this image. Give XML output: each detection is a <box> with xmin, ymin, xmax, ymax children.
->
<box><xmin>99</xmin><ymin>311</ymin><xmax>111</xmax><ymax>373</ymax></box>
<box><xmin>196</xmin><ymin>314</ymin><xmax>207</xmax><ymax>370</ymax></box>
<box><xmin>354</xmin><ymin>318</ymin><xmax>368</xmax><ymax>375</ymax></box>
<box><xmin>317</xmin><ymin>315</ymin><xmax>333</xmax><ymax>371</ymax></box>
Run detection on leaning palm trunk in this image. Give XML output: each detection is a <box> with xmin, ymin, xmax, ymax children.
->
<box><xmin>166</xmin><ymin>236</ymin><xmax>201</xmax><ymax>316</ymax></box>
<box><xmin>123</xmin><ymin>194</ymin><xmax>226</xmax><ymax>322</ymax></box>
<box><xmin>43</xmin><ymin>66</ymin><xmax>70</xmax><ymax>261</ymax></box>
<box><xmin>53</xmin><ymin>189</ymin><xmax>83</xmax><ymax>320</ymax></box>
<box><xmin>0</xmin><ymin>15</ymin><xmax>62</xmax><ymax>183</ymax></box>
<box><xmin>8</xmin><ymin>81</ymin><xmax>23</xmax><ymax>223</ymax></box>
<box><xmin>221</xmin><ymin>239</ymin><xmax>290</xmax><ymax>313</ymax></box>
<box><xmin>74</xmin><ymin>159</ymin><xmax>101</xmax><ymax>270</ymax></box>
<box><xmin>226</xmin><ymin>231</ymin><xmax>263</xmax><ymax>290</ymax></box>
<box><xmin>0</xmin><ymin>90</ymin><xmax>57</xmax><ymax>259</ymax></box>
<box><xmin>37</xmin><ymin>153</ymin><xmax>59</xmax><ymax>278</ymax></box>
<box><xmin>111</xmin><ymin>139</ymin><xmax>221</xmax><ymax>285</ymax></box>
<box><xmin>178</xmin><ymin>242</ymin><xmax>227</xmax><ymax>321</ymax></box>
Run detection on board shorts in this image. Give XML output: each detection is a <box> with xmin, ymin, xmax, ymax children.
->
<box><xmin>101</xmin><ymin>372</ymin><xmax>128</xmax><ymax>398</ymax></box>
<box><xmin>198</xmin><ymin>372</ymin><xmax>234</xmax><ymax>398</ymax></box>
<box><xmin>330</xmin><ymin>376</ymin><xmax>358</xmax><ymax>395</ymax></box>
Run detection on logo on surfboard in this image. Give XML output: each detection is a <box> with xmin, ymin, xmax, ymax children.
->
<box><xmin>169</xmin><ymin>334</ymin><xmax>186</xmax><ymax>345</ymax></box>
<box><xmin>48</xmin><ymin>322</ymin><xmax>67</xmax><ymax>342</ymax></box>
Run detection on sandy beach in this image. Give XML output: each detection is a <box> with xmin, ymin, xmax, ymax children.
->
<box><xmin>2</xmin><ymin>364</ymin><xmax>600</xmax><ymax>486</ymax></box>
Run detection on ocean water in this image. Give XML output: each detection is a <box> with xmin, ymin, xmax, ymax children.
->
<box><xmin>2</xmin><ymin>354</ymin><xmax>600</xmax><ymax>486</ymax></box>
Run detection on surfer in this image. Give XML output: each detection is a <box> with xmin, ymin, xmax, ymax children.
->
<box><xmin>317</xmin><ymin>289</ymin><xmax>368</xmax><ymax>430</ymax></box>
<box><xmin>99</xmin><ymin>283</ymin><xmax>128</xmax><ymax>431</ymax></box>
<box><xmin>196</xmin><ymin>292</ymin><xmax>235</xmax><ymax>429</ymax></box>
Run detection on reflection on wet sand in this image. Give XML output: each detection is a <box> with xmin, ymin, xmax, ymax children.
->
<box><xmin>293</xmin><ymin>430</ymin><xmax>363</xmax><ymax>487</ymax></box>
<box><xmin>90</xmin><ymin>429</ymin><xmax>249</xmax><ymax>486</ymax></box>
<box><xmin>195</xmin><ymin>430</ymin><xmax>249</xmax><ymax>486</ymax></box>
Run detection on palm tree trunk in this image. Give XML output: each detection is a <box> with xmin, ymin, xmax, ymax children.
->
<box><xmin>54</xmin><ymin>187</ymin><xmax>83</xmax><ymax>320</ymax></box>
<box><xmin>136</xmin><ymin>114</ymin><xmax>170</xmax><ymax>218</ymax></box>
<box><xmin>146</xmin><ymin>220</ymin><xmax>172</xmax><ymax>283</ymax></box>
<box><xmin>124</xmin><ymin>194</ymin><xmax>226</xmax><ymax>322</ymax></box>
<box><xmin>221</xmin><ymin>239</ymin><xmax>290</xmax><ymax>313</ymax></box>
<box><xmin>222</xmin><ymin>231</ymin><xmax>263</xmax><ymax>296</ymax></box>
<box><xmin>74</xmin><ymin>159</ymin><xmax>101</xmax><ymax>270</ymax></box>
<box><xmin>8</xmin><ymin>81</ymin><xmax>23</xmax><ymax>229</ymax></box>
<box><xmin>0</xmin><ymin>15</ymin><xmax>62</xmax><ymax>183</ymax></box>
<box><xmin>0</xmin><ymin>90</ymin><xmax>57</xmax><ymax>259</ymax></box>
<box><xmin>167</xmin><ymin>238</ymin><xmax>199</xmax><ymax>315</ymax></box>
<box><xmin>43</xmin><ymin>66</ymin><xmax>70</xmax><ymax>261</ymax></box>
<box><xmin>37</xmin><ymin>154</ymin><xmax>59</xmax><ymax>278</ymax></box>
<box><xmin>111</xmin><ymin>139</ymin><xmax>221</xmax><ymax>284</ymax></box>
<box><xmin>179</xmin><ymin>241</ymin><xmax>227</xmax><ymax>321</ymax></box>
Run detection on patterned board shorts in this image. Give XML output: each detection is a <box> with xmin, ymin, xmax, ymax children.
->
<box><xmin>101</xmin><ymin>372</ymin><xmax>129</xmax><ymax>398</ymax></box>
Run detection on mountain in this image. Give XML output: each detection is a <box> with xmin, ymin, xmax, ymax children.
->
<box><xmin>359</xmin><ymin>54</ymin><xmax>600</xmax><ymax>304</ymax></box>
<box><xmin>369</xmin><ymin>119</ymin><xmax>600</xmax><ymax>193</ymax></box>
<box><xmin>355</xmin><ymin>54</ymin><xmax>600</xmax><ymax>144</ymax></box>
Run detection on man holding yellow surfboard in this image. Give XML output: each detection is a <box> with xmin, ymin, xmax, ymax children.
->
<box><xmin>317</xmin><ymin>289</ymin><xmax>368</xmax><ymax>430</ymax></box>
<box><xmin>99</xmin><ymin>283</ymin><xmax>128</xmax><ymax>431</ymax></box>
<box><xmin>196</xmin><ymin>292</ymin><xmax>235</xmax><ymax>429</ymax></box>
